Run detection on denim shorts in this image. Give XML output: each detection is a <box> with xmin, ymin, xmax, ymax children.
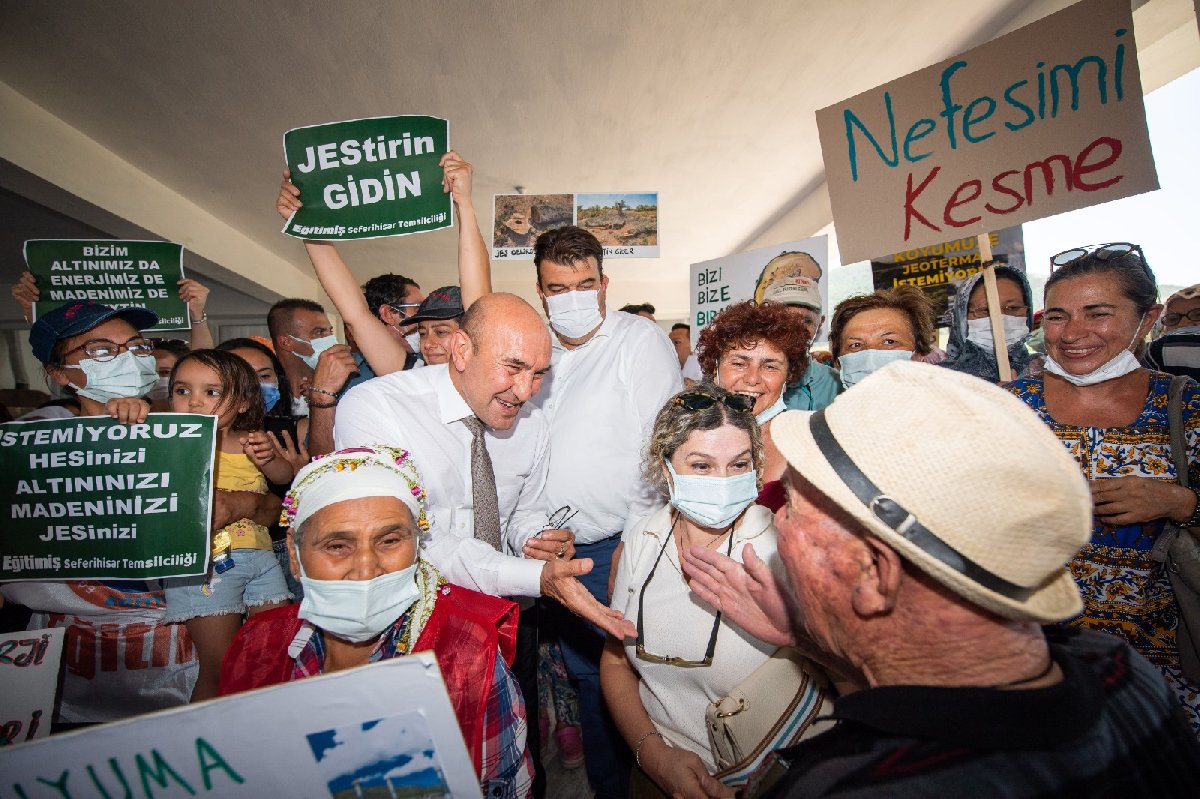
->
<box><xmin>163</xmin><ymin>549</ymin><xmax>292</xmax><ymax>622</ymax></box>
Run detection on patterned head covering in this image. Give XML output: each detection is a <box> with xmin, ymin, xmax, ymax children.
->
<box><xmin>282</xmin><ymin>446</ymin><xmax>429</xmax><ymax>533</ymax></box>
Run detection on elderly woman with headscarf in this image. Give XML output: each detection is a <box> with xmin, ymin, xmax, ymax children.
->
<box><xmin>941</xmin><ymin>265</ymin><xmax>1036</xmax><ymax>382</ymax></box>
<box><xmin>219</xmin><ymin>446</ymin><xmax>533</xmax><ymax>798</ymax></box>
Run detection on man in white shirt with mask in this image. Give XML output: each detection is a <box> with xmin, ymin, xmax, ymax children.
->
<box><xmin>532</xmin><ymin>225</ymin><xmax>682</xmax><ymax>799</ymax></box>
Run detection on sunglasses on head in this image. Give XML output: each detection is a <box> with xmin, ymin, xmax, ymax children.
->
<box><xmin>674</xmin><ymin>392</ymin><xmax>754</xmax><ymax>414</ymax></box>
<box><xmin>1049</xmin><ymin>242</ymin><xmax>1149</xmax><ymax>276</ymax></box>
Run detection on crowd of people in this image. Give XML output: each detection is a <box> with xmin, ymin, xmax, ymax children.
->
<box><xmin>3</xmin><ymin>151</ymin><xmax>1200</xmax><ymax>798</ymax></box>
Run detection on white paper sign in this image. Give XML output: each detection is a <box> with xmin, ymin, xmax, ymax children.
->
<box><xmin>816</xmin><ymin>0</ymin><xmax>1158</xmax><ymax>264</ymax></box>
<box><xmin>0</xmin><ymin>653</ymin><xmax>482</xmax><ymax>798</ymax></box>
<box><xmin>690</xmin><ymin>236</ymin><xmax>831</xmax><ymax>346</ymax></box>
<box><xmin>0</xmin><ymin>627</ymin><xmax>64</xmax><ymax>746</ymax></box>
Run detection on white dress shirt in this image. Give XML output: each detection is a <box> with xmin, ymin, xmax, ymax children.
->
<box><xmin>334</xmin><ymin>363</ymin><xmax>548</xmax><ymax>597</ymax></box>
<box><xmin>532</xmin><ymin>311</ymin><xmax>683</xmax><ymax>544</ymax></box>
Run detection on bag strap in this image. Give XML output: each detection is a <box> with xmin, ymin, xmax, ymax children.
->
<box><xmin>1154</xmin><ymin>376</ymin><xmax>1193</xmax><ymax>564</ymax></box>
<box><xmin>1167</xmin><ymin>375</ymin><xmax>1190</xmax><ymax>489</ymax></box>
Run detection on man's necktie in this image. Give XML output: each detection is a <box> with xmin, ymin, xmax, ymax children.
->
<box><xmin>462</xmin><ymin>416</ymin><xmax>502</xmax><ymax>550</ymax></box>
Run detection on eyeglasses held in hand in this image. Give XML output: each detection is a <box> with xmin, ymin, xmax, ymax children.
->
<box><xmin>1049</xmin><ymin>242</ymin><xmax>1149</xmax><ymax>276</ymax></box>
<box><xmin>634</xmin><ymin>528</ymin><xmax>732</xmax><ymax>667</ymax></box>
<box><xmin>544</xmin><ymin>505</ymin><xmax>579</xmax><ymax>530</ymax></box>
<box><xmin>674</xmin><ymin>392</ymin><xmax>755</xmax><ymax>414</ymax></box>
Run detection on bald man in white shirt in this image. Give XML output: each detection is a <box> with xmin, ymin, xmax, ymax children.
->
<box><xmin>531</xmin><ymin>226</ymin><xmax>682</xmax><ymax>799</ymax></box>
<box><xmin>336</xmin><ymin>293</ymin><xmax>636</xmax><ymax>797</ymax></box>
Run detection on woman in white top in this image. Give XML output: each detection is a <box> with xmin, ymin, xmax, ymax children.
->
<box><xmin>600</xmin><ymin>386</ymin><xmax>828</xmax><ymax>798</ymax></box>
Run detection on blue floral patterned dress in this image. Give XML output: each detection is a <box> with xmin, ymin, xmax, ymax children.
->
<box><xmin>1009</xmin><ymin>372</ymin><xmax>1200</xmax><ymax>734</ymax></box>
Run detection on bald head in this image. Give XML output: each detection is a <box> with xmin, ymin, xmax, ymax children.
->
<box><xmin>461</xmin><ymin>293</ymin><xmax>547</xmax><ymax>347</ymax></box>
<box><xmin>449</xmin><ymin>293</ymin><xmax>552</xmax><ymax>430</ymax></box>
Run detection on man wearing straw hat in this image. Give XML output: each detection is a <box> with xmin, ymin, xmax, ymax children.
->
<box><xmin>684</xmin><ymin>361</ymin><xmax>1200</xmax><ymax>797</ymax></box>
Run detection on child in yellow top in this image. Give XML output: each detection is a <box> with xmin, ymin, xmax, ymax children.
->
<box><xmin>164</xmin><ymin>349</ymin><xmax>294</xmax><ymax>701</ymax></box>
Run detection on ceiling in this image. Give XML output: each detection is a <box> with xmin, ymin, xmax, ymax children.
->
<box><xmin>0</xmin><ymin>0</ymin><xmax>1196</xmax><ymax>326</ymax></box>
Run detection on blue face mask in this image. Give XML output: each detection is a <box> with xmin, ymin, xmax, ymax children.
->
<box><xmin>290</xmin><ymin>334</ymin><xmax>339</xmax><ymax>370</ymax></box>
<box><xmin>260</xmin><ymin>382</ymin><xmax>281</xmax><ymax>412</ymax></box>
<box><xmin>838</xmin><ymin>349</ymin><xmax>913</xmax><ymax>389</ymax></box>
<box><xmin>665</xmin><ymin>461</ymin><xmax>758</xmax><ymax>529</ymax></box>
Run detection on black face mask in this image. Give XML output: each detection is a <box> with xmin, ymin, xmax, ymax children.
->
<box><xmin>1146</xmin><ymin>328</ymin><xmax>1200</xmax><ymax>381</ymax></box>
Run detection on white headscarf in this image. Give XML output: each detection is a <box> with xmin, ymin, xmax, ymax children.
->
<box><xmin>281</xmin><ymin>446</ymin><xmax>429</xmax><ymax>533</ymax></box>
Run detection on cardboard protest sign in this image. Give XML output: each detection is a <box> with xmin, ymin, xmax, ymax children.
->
<box><xmin>690</xmin><ymin>236</ymin><xmax>830</xmax><ymax>347</ymax></box>
<box><xmin>0</xmin><ymin>653</ymin><xmax>482</xmax><ymax>799</ymax></box>
<box><xmin>282</xmin><ymin>115</ymin><xmax>452</xmax><ymax>241</ymax></box>
<box><xmin>870</xmin><ymin>227</ymin><xmax>1026</xmax><ymax>326</ymax></box>
<box><xmin>816</xmin><ymin>0</ymin><xmax>1158</xmax><ymax>265</ymax></box>
<box><xmin>24</xmin><ymin>240</ymin><xmax>189</xmax><ymax>332</ymax></box>
<box><xmin>0</xmin><ymin>628</ymin><xmax>64</xmax><ymax>746</ymax></box>
<box><xmin>492</xmin><ymin>192</ymin><xmax>659</xmax><ymax>260</ymax></box>
<box><xmin>0</xmin><ymin>414</ymin><xmax>216</xmax><ymax>581</ymax></box>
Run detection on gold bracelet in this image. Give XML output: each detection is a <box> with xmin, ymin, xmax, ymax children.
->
<box><xmin>634</xmin><ymin>730</ymin><xmax>666</xmax><ymax>768</ymax></box>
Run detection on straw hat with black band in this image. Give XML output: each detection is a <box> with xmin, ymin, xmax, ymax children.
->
<box><xmin>770</xmin><ymin>360</ymin><xmax>1091</xmax><ymax>624</ymax></box>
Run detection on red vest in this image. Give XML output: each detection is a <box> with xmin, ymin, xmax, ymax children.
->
<box><xmin>219</xmin><ymin>584</ymin><xmax>518</xmax><ymax>774</ymax></box>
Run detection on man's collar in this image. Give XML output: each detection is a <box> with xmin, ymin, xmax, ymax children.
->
<box><xmin>829</xmin><ymin>637</ymin><xmax>1102</xmax><ymax>751</ymax></box>
<box><xmin>552</xmin><ymin>311</ymin><xmax>616</xmax><ymax>352</ymax></box>
<box><xmin>429</xmin><ymin>363</ymin><xmax>474</xmax><ymax>424</ymax></box>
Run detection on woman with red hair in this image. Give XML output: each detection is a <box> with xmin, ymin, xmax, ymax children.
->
<box><xmin>696</xmin><ymin>301</ymin><xmax>811</xmax><ymax>489</ymax></box>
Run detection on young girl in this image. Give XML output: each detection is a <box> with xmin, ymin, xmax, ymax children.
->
<box><xmin>163</xmin><ymin>349</ymin><xmax>294</xmax><ymax>701</ymax></box>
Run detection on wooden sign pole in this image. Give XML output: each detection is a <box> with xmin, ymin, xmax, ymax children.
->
<box><xmin>977</xmin><ymin>233</ymin><xmax>1014</xmax><ymax>382</ymax></box>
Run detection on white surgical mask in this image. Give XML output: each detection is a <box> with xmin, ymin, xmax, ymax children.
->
<box><xmin>546</xmin><ymin>290</ymin><xmax>603</xmax><ymax>339</ymax></box>
<box><xmin>296</xmin><ymin>557</ymin><xmax>421</xmax><ymax>644</ymax></box>
<box><xmin>755</xmin><ymin>393</ymin><xmax>787</xmax><ymax>425</ymax></box>
<box><xmin>147</xmin><ymin>376</ymin><xmax>171</xmax><ymax>402</ymax></box>
<box><xmin>966</xmin><ymin>316</ymin><xmax>1029</xmax><ymax>352</ymax></box>
<box><xmin>1044</xmin><ymin>316</ymin><xmax>1146</xmax><ymax>387</ymax></box>
<box><xmin>404</xmin><ymin>331</ymin><xmax>421</xmax><ymax>354</ymax></box>
<box><xmin>665</xmin><ymin>461</ymin><xmax>758</xmax><ymax>529</ymax></box>
<box><xmin>290</xmin><ymin>334</ymin><xmax>339</xmax><ymax>370</ymax></box>
<box><xmin>838</xmin><ymin>349</ymin><xmax>913</xmax><ymax>389</ymax></box>
<box><xmin>64</xmin><ymin>350</ymin><xmax>158</xmax><ymax>403</ymax></box>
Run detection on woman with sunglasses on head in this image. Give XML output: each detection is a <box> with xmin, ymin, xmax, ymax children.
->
<box><xmin>1007</xmin><ymin>243</ymin><xmax>1200</xmax><ymax>735</ymax></box>
<box><xmin>600</xmin><ymin>387</ymin><xmax>831</xmax><ymax>798</ymax></box>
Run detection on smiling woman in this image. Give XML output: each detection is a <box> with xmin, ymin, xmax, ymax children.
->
<box><xmin>696</xmin><ymin>301</ymin><xmax>810</xmax><ymax>485</ymax></box>
<box><xmin>1006</xmin><ymin>243</ymin><xmax>1200</xmax><ymax>735</ymax></box>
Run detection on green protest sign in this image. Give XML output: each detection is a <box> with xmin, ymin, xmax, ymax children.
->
<box><xmin>282</xmin><ymin>115</ymin><xmax>452</xmax><ymax>240</ymax></box>
<box><xmin>24</xmin><ymin>239</ymin><xmax>190</xmax><ymax>332</ymax></box>
<box><xmin>0</xmin><ymin>414</ymin><xmax>216</xmax><ymax>581</ymax></box>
